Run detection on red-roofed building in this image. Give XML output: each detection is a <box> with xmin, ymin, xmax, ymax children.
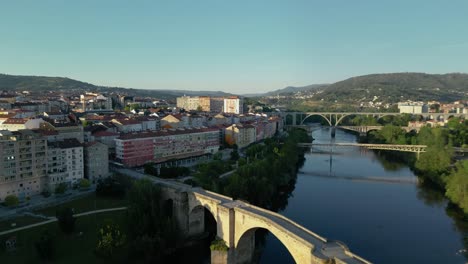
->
<box><xmin>115</xmin><ymin>127</ymin><xmax>220</xmax><ymax>167</ymax></box>
<box><xmin>111</xmin><ymin>119</ymin><xmax>143</xmax><ymax>133</ymax></box>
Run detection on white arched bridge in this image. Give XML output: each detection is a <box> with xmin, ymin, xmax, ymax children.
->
<box><xmin>281</xmin><ymin>112</ymin><xmax>467</xmax><ymax>126</ymax></box>
<box><xmin>115</xmin><ymin>168</ymin><xmax>370</xmax><ymax>264</ymax></box>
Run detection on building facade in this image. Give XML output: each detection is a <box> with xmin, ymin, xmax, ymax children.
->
<box><xmin>115</xmin><ymin>127</ymin><xmax>220</xmax><ymax>167</ymax></box>
<box><xmin>47</xmin><ymin>139</ymin><xmax>84</xmax><ymax>189</ymax></box>
<box><xmin>0</xmin><ymin>130</ymin><xmax>47</xmax><ymax>200</ymax></box>
<box><xmin>398</xmin><ymin>102</ymin><xmax>429</xmax><ymax>114</ymax></box>
<box><xmin>224</xmin><ymin>97</ymin><xmax>244</xmax><ymax>114</ymax></box>
<box><xmin>84</xmin><ymin>141</ymin><xmax>109</xmax><ymax>183</ymax></box>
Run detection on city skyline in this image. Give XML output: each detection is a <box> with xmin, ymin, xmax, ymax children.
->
<box><xmin>1</xmin><ymin>0</ymin><xmax>468</xmax><ymax>93</ymax></box>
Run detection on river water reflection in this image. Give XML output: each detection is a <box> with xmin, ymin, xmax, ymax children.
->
<box><xmin>259</xmin><ymin>128</ymin><xmax>467</xmax><ymax>264</ymax></box>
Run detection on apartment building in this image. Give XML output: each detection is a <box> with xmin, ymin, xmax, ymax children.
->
<box><xmin>210</xmin><ymin>97</ymin><xmax>225</xmax><ymax>113</ymax></box>
<box><xmin>0</xmin><ymin>118</ymin><xmax>45</xmax><ymax>131</ymax></box>
<box><xmin>84</xmin><ymin>141</ymin><xmax>109</xmax><ymax>183</ymax></box>
<box><xmin>224</xmin><ymin>97</ymin><xmax>244</xmax><ymax>114</ymax></box>
<box><xmin>115</xmin><ymin>127</ymin><xmax>220</xmax><ymax>167</ymax></box>
<box><xmin>225</xmin><ymin>123</ymin><xmax>256</xmax><ymax>148</ymax></box>
<box><xmin>47</xmin><ymin>139</ymin><xmax>84</xmax><ymax>189</ymax></box>
<box><xmin>398</xmin><ymin>102</ymin><xmax>429</xmax><ymax>114</ymax></box>
<box><xmin>177</xmin><ymin>96</ymin><xmax>202</xmax><ymax>111</ymax></box>
<box><xmin>111</xmin><ymin>119</ymin><xmax>143</xmax><ymax>133</ymax></box>
<box><xmin>0</xmin><ymin>130</ymin><xmax>48</xmax><ymax>200</ymax></box>
<box><xmin>80</xmin><ymin>93</ymin><xmax>112</xmax><ymax>111</ymax></box>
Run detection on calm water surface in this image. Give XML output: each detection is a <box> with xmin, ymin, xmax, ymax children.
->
<box><xmin>259</xmin><ymin>128</ymin><xmax>467</xmax><ymax>264</ymax></box>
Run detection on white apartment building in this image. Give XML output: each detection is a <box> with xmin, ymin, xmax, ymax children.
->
<box><xmin>224</xmin><ymin>97</ymin><xmax>244</xmax><ymax>114</ymax></box>
<box><xmin>398</xmin><ymin>102</ymin><xmax>429</xmax><ymax>114</ymax></box>
<box><xmin>47</xmin><ymin>139</ymin><xmax>84</xmax><ymax>189</ymax></box>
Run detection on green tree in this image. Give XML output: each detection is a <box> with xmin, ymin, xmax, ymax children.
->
<box><xmin>415</xmin><ymin>126</ymin><xmax>453</xmax><ymax>185</ymax></box>
<box><xmin>54</xmin><ymin>183</ymin><xmax>67</xmax><ymax>194</ymax></box>
<box><xmin>56</xmin><ymin>208</ymin><xmax>76</xmax><ymax>234</ymax></box>
<box><xmin>230</xmin><ymin>149</ymin><xmax>240</xmax><ymax>161</ymax></box>
<box><xmin>127</xmin><ymin>179</ymin><xmax>180</xmax><ymax>262</ymax></box>
<box><xmin>95</xmin><ymin>222</ymin><xmax>126</xmax><ymax>258</ymax></box>
<box><xmin>4</xmin><ymin>194</ymin><xmax>19</xmax><ymax>207</ymax></box>
<box><xmin>445</xmin><ymin>160</ymin><xmax>468</xmax><ymax>214</ymax></box>
<box><xmin>79</xmin><ymin>178</ymin><xmax>91</xmax><ymax>189</ymax></box>
<box><xmin>144</xmin><ymin>162</ymin><xmax>158</xmax><ymax>176</ymax></box>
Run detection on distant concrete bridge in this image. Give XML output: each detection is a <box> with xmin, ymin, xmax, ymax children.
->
<box><xmin>115</xmin><ymin>168</ymin><xmax>370</xmax><ymax>264</ymax></box>
<box><xmin>281</xmin><ymin>112</ymin><xmax>467</xmax><ymax>126</ymax></box>
<box><xmin>298</xmin><ymin>143</ymin><xmax>427</xmax><ymax>158</ymax></box>
<box><xmin>338</xmin><ymin>126</ymin><xmax>421</xmax><ymax>135</ymax></box>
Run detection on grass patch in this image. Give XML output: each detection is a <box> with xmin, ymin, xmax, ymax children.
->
<box><xmin>0</xmin><ymin>216</ymin><xmax>45</xmax><ymax>233</ymax></box>
<box><xmin>35</xmin><ymin>193</ymin><xmax>129</xmax><ymax>217</ymax></box>
<box><xmin>0</xmin><ymin>210</ymin><xmax>129</xmax><ymax>264</ymax></box>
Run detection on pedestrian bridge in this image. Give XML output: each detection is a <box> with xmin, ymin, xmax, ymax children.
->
<box><xmin>298</xmin><ymin>142</ymin><xmax>427</xmax><ymax>155</ymax></box>
<box><xmin>338</xmin><ymin>126</ymin><xmax>420</xmax><ymax>135</ymax></box>
<box><xmin>115</xmin><ymin>168</ymin><xmax>370</xmax><ymax>264</ymax></box>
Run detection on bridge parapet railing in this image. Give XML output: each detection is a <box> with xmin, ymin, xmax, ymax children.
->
<box><xmin>233</xmin><ymin>200</ymin><xmax>328</xmax><ymax>243</ymax></box>
<box><xmin>192</xmin><ymin>188</ymin><xmax>234</xmax><ymax>203</ymax></box>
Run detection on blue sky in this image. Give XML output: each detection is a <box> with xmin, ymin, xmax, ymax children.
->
<box><xmin>1</xmin><ymin>0</ymin><xmax>468</xmax><ymax>93</ymax></box>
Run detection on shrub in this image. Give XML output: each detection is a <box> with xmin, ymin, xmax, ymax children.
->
<box><xmin>95</xmin><ymin>222</ymin><xmax>126</xmax><ymax>258</ymax></box>
<box><xmin>96</xmin><ymin>177</ymin><xmax>125</xmax><ymax>198</ymax></box>
<box><xmin>54</xmin><ymin>183</ymin><xmax>67</xmax><ymax>194</ymax></box>
<box><xmin>79</xmin><ymin>178</ymin><xmax>91</xmax><ymax>189</ymax></box>
<box><xmin>210</xmin><ymin>238</ymin><xmax>228</xmax><ymax>251</ymax></box>
<box><xmin>4</xmin><ymin>195</ymin><xmax>19</xmax><ymax>207</ymax></box>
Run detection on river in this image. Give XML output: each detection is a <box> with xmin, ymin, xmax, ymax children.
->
<box><xmin>259</xmin><ymin>127</ymin><xmax>467</xmax><ymax>264</ymax></box>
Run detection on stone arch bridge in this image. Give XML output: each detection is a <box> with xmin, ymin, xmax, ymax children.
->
<box><xmin>117</xmin><ymin>168</ymin><xmax>370</xmax><ymax>264</ymax></box>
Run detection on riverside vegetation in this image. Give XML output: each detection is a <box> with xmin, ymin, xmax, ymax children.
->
<box><xmin>192</xmin><ymin>128</ymin><xmax>311</xmax><ymax>210</ymax></box>
<box><xmin>359</xmin><ymin>117</ymin><xmax>468</xmax><ymax>214</ymax></box>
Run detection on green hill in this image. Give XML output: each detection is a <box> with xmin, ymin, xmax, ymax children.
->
<box><xmin>314</xmin><ymin>73</ymin><xmax>468</xmax><ymax>103</ymax></box>
<box><xmin>0</xmin><ymin>74</ymin><xmax>97</xmax><ymax>91</ymax></box>
<box><xmin>0</xmin><ymin>74</ymin><xmax>234</xmax><ymax>99</ymax></box>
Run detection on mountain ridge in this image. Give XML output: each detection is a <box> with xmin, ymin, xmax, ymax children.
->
<box><xmin>0</xmin><ymin>73</ymin><xmax>235</xmax><ymax>99</ymax></box>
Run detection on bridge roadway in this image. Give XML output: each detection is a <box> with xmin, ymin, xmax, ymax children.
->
<box><xmin>298</xmin><ymin>142</ymin><xmax>427</xmax><ymax>154</ymax></box>
<box><xmin>338</xmin><ymin>125</ymin><xmax>419</xmax><ymax>134</ymax></box>
<box><xmin>113</xmin><ymin>167</ymin><xmax>370</xmax><ymax>264</ymax></box>
<box><xmin>281</xmin><ymin>112</ymin><xmax>467</xmax><ymax>126</ymax></box>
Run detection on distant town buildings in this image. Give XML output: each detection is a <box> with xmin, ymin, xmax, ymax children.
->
<box><xmin>80</xmin><ymin>93</ymin><xmax>112</xmax><ymax>111</ymax></box>
<box><xmin>4</xmin><ymin>85</ymin><xmax>467</xmax><ymax>204</ymax></box>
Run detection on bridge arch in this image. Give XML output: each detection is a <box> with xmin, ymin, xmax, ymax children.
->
<box><xmin>300</xmin><ymin>114</ymin><xmax>332</xmax><ymax>126</ymax></box>
<box><xmin>235</xmin><ymin>227</ymin><xmax>295</xmax><ymax>264</ymax></box>
<box><xmin>188</xmin><ymin>204</ymin><xmax>218</xmax><ymax>239</ymax></box>
<box><xmin>234</xmin><ymin>207</ymin><xmax>321</xmax><ymax>264</ymax></box>
<box><xmin>335</xmin><ymin>114</ymin><xmax>351</xmax><ymax>126</ymax></box>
